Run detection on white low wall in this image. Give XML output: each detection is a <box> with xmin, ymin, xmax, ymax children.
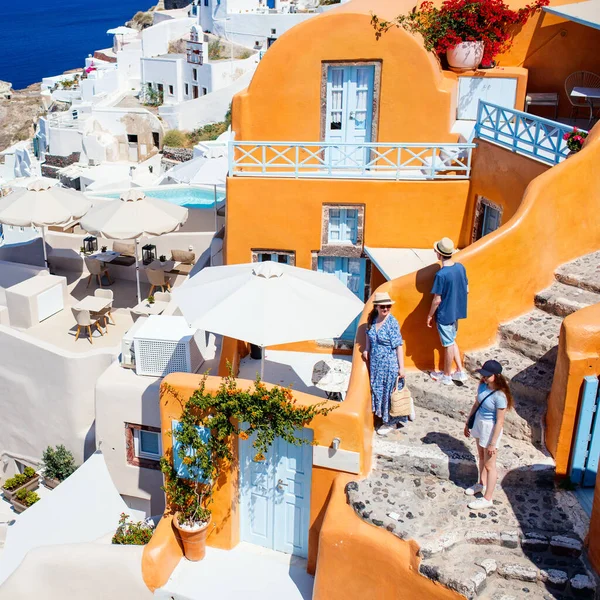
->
<box><xmin>159</xmin><ymin>68</ymin><xmax>254</xmax><ymax>130</ymax></box>
<box><xmin>0</xmin><ymin>238</ymin><xmax>45</xmax><ymax>269</ymax></box>
<box><xmin>0</xmin><ymin>326</ymin><xmax>116</xmax><ymax>482</ymax></box>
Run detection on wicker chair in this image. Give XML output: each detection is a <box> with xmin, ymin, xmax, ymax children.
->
<box><xmin>565</xmin><ymin>71</ymin><xmax>600</xmax><ymax>122</ymax></box>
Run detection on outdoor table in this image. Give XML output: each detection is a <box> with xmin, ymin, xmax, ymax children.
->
<box><xmin>311</xmin><ymin>358</ymin><xmax>352</xmax><ymax>401</ymax></box>
<box><xmin>571</xmin><ymin>87</ymin><xmax>600</xmax><ymax>124</ymax></box>
<box><xmin>74</xmin><ymin>296</ymin><xmax>112</xmax><ymax>313</ymax></box>
<box><xmin>146</xmin><ymin>260</ymin><xmax>177</xmax><ymax>272</ymax></box>
<box><xmin>132</xmin><ymin>299</ymin><xmax>169</xmax><ymax>316</ymax></box>
<box><xmin>89</xmin><ymin>250</ymin><xmax>121</xmax><ymax>263</ymax></box>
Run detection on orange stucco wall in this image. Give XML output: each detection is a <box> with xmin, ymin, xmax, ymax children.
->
<box><xmin>313</xmin><ymin>473</ymin><xmax>464</xmax><ymax>600</ymax></box>
<box><xmin>546</xmin><ymin>304</ymin><xmax>600</xmax><ymax>476</ymax></box>
<box><xmin>141</xmin><ymin>360</ymin><xmax>373</xmax><ymax>591</ymax></box>
<box><xmin>225</xmin><ymin>177</ymin><xmax>470</xmax><ymax>267</ymax></box>
<box><xmin>364</xmin><ymin>125</ymin><xmax>600</xmax><ymax>372</ymax></box>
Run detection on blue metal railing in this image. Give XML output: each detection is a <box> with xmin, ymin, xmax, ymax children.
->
<box><xmin>229</xmin><ymin>141</ymin><xmax>476</xmax><ymax>180</ymax></box>
<box><xmin>474</xmin><ymin>101</ymin><xmax>584</xmax><ymax>166</ymax></box>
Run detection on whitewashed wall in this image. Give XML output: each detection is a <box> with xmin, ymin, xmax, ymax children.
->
<box><xmin>141</xmin><ymin>55</ymin><xmax>185</xmax><ymax>104</ymax></box>
<box><xmin>141</xmin><ymin>18</ymin><xmax>196</xmax><ymax>58</ymax></box>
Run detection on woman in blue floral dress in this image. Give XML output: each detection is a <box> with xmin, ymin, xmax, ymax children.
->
<box><xmin>362</xmin><ymin>292</ymin><xmax>407</xmax><ymax>436</ymax></box>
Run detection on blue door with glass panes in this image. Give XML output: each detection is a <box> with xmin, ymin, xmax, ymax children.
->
<box><xmin>325</xmin><ymin>65</ymin><xmax>375</xmax><ymax>168</ymax></box>
<box><xmin>317</xmin><ymin>256</ymin><xmax>366</xmax><ymax>341</ymax></box>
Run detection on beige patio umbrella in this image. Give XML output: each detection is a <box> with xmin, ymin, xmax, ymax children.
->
<box><xmin>79</xmin><ymin>189</ymin><xmax>188</xmax><ymax>302</ymax></box>
<box><xmin>0</xmin><ymin>179</ymin><xmax>91</xmax><ymax>268</ymax></box>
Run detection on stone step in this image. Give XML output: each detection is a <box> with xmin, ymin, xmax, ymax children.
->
<box><xmin>535</xmin><ymin>282</ymin><xmax>600</xmax><ymax>318</ymax></box>
<box><xmin>421</xmin><ymin>544</ymin><xmax>596</xmax><ymax>600</ymax></box>
<box><xmin>498</xmin><ymin>309</ymin><xmax>563</xmax><ymax>364</ymax></box>
<box><xmin>373</xmin><ymin>405</ymin><xmax>554</xmax><ymax>486</ymax></box>
<box><xmin>554</xmin><ymin>251</ymin><xmax>600</xmax><ymax>294</ymax></box>
<box><xmin>406</xmin><ymin>371</ymin><xmax>544</xmax><ymax>445</ymax></box>
<box><xmin>464</xmin><ymin>346</ymin><xmax>554</xmax><ymax>407</ymax></box>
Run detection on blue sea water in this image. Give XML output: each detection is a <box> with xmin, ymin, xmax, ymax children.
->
<box><xmin>0</xmin><ymin>0</ymin><xmax>148</xmax><ymax>90</ymax></box>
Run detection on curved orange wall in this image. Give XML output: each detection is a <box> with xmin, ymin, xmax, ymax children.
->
<box><xmin>313</xmin><ymin>473</ymin><xmax>464</xmax><ymax>600</ymax></box>
<box><xmin>546</xmin><ymin>304</ymin><xmax>600</xmax><ymax>476</ymax></box>
<box><xmin>365</xmin><ymin>125</ymin><xmax>600</xmax><ymax>372</ymax></box>
<box><xmin>232</xmin><ymin>4</ymin><xmax>458</xmax><ymax>144</ymax></box>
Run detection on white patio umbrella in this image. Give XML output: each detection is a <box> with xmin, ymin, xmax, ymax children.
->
<box><xmin>0</xmin><ymin>179</ymin><xmax>91</xmax><ymax>268</ymax></box>
<box><xmin>79</xmin><ymin>189</ymin><xmax>188</xmax><ymax>302</ymax></box>
<box><xmin>172</xmin><ymin>261</ymin><xmax>365</xmax><ymax>378</ymax></box>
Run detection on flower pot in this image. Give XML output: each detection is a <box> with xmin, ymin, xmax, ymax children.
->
<box><xmin>11</xmin><ymin>498</ymin><xmax>29</xmax><ymax>514</ymax></box>
<box><xmin>44</xmin><ymin>477</ymin><xmax>61</xmax><ymax>489</ymax></box>
<box><xmin>446</xmin><ymin>41</ymin><xmax>484</xmax><ymax>71</ymax></box>
<box><xmin>250</xmin><ymin>344</ymin><xmax>262</xmax><ymax>360</ymax></box>
<box><xmin>173</xmin><ymin>513</ymin><xmax>211</xmax><ymax>561</ymax></box>
<box><xmin>2</xmin><ymin>474</ymin><xmax>39</xmax><ymax>502</ymax></box>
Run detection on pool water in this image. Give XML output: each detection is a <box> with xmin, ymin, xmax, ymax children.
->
<box><xmin>100</xmin><ymin>187</ymin><xmax>225</xmax><ymax>209</ymax></box>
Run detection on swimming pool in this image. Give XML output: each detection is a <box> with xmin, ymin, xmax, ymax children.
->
<box><xmin>96</xmin><ymin>186</ymin><xmax>225</xmax><ymax>209</ymax></box>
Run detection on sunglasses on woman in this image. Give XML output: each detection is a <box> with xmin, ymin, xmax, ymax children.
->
<box><xmin>378</xmin><ymin>305</ymin><xmax>392</xmax><ymax>310</ymax></box>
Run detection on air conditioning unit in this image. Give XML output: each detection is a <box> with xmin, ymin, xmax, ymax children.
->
<box><xmin>133</xmin><ymin>315</ymin><xmax>204</xmax><ymax>377</ymax></box>
<box><xmin>120</xmin><ymin>316</ymin><xmax>149</xmax><ymax>369</ymax></box>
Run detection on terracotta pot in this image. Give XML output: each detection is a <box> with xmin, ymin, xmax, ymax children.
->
<box><xmin>446</xmin><ymin>41</ymin><xmax>484</xmax><ymax>71</ymax></box>
<box><xmin>173</xmin><ymin>513</ymin><xmax>211</xmax><ymax>561</ymax></box>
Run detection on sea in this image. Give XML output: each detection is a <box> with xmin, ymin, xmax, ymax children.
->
<box><xmin>0</xmin><ymin>0</ymin><xmax>149</xmax><ymax>90</ymax></box>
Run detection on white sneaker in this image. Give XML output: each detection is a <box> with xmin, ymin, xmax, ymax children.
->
<box><xmin>408</xmin><ymin>402</ymin><xmax>416</xmax><ymax>422</ymax></box>
<box><xmin>376</xmin><ymin>424</ymin><xmax>394</xmax><ymax>436</ymax></box>
<box><xmin>464</xmin><ymin>483</ymin><xmax>486</xmax><ymax>496</ymax></box>
<box><xmin>452</xmin><ymin>371</ymin><xmax>469</xmax><ymax>383</ymax></box>
<box><xmin>468</xmin><ymin>497</ymin><xmax>494</xmax><ymax>510</ymax></box>
<box><xmin>429</xmin><ymin>371</ymin><xmax>443</xmax><ymax>381</ymax></box>
<box><xmin>440</xmin><ymin>375</ymin><xmax>453</xmax><ymax>386</ymax></box>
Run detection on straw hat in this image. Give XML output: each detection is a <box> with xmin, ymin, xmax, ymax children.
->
<box><xmin>433</xmin><ymin>237</ymin><xmax>456</xmax><ymax>257</ymax></box>
<box><xmin>372</xmin><ymin>292</ymin><xmax>395</xmax><ymax>305</ymax></box>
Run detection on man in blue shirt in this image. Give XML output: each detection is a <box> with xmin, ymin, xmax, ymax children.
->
<box><xmin>426</xmin><ymin>237</ymin><xmax>469</xmax><ymax>386</ymax></box>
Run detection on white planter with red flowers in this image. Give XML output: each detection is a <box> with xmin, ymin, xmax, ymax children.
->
<box><xmin>447</xmin><ymin>41</ymin><xmax>485</xmax><ymax>70</ymax></box>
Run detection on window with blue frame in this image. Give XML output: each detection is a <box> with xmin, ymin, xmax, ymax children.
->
<box><xmin>328</xmin><ymin>208</ymin><xmax>358</xmax><ymax>244</ymax></box>
<box><xmin>253</xmin><ymin>250</ymin><xmax>295</xmax><ymax>265</ymax></box>
<box><xmin>172</xmin><ymin>419</ymin><xmax>210</xmax><ymax>483</ymax></box>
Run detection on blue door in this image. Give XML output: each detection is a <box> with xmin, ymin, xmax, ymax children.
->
<box><xmin>317</xmin><ymin>257</ymin><xmax>366</xmax><ymax>341</ymax></box>
<box><xmin>481</xmin><ymin>204</ymin><xmax>501</xmax><ymax>237</ymax></box>
<box><xmin>240</xmin><ymin>429</ymin><xmax>313</xmax><ymax>558</ymax></box>
<box><xmin>325</xmin><ymin>65</ymin><xmax>375</xmax><ymax>168</ymax></box>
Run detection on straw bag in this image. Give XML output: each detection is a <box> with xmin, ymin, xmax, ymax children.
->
<box><xmin>390</xmin><ymin>377</ymin><xmax>412</xmax><ymax>417</ymax></box>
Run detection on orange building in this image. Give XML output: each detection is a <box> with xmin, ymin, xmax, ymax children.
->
<box><xmin>144</xmin><ymin>0</ymin><xmax>600</xmax><ymax>597</ymax></box>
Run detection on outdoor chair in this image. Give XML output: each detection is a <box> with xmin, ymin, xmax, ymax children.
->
<box><xmin>71</xmin><ymin>307</ymin><xmax>104</xmax><ymax>344</ymax></box>
<box><xmin>154</xmin><ymin>291</ymin><xmax>171</xmax><ymax>303</ymax></box>
<box><xmin>93</xmin><ymin>288</ymin><xmax>115</xmax><ymax>327</ymax></box>
<box><xmin>147</xmin><ymin>268</ymin><xmax>172</xmax><ymax>296</ymax></box>
<box><xmin>565</xmin><ymin>71</ymin><xmax>600</xmax><ymax>121</ymax></box>
<box><xmin>524</xmin><ymin>92</ymin><xmax>559</xmax><ymax>120</ymax></box>
<box><xmin>85</xmin><ymin>257</ymin><xmax>112</xmax><ymax>288</ymax></box>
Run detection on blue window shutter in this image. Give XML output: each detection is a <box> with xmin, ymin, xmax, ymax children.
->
<box><xmin>342</xmin><ymin>209</ymin><xmax>358</xmax><ymax>243</ymax></box>
<box><xmin>328</xmin><ymin>209</ymin><xmax>341</xmax><ymax>242</ymax></box>
<box><xmin>172</xmin><ymin>419</ymin><xmax>210</xmax><ymax>483</ymax></box>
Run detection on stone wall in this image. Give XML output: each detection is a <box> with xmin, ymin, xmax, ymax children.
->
<box><xmin>164</xmin><ymin>0</ymin><xmax>192</xmax><ymax>8</ymax></box>
<box><xmin>162</xmin><ymin>146</ymin><xmax>193</xmax><ymax>163</ymax></box>
<box><xmin>41</xmin><ymin>152</ymin><xmax>80</xmax><ymax>179</ymax></box>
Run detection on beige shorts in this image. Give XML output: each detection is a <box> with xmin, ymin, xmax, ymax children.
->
<box><xmin>471</xmin><ymin>417</ymin><xmax>502</xmax><ymax>449</ymax></box>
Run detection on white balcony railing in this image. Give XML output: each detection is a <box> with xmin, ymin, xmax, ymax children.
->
<box><xmin>228</xmin><ymin>141</ymin><xmax>476</xmax><ymax>180</ymax></box>
<box><xmin>475</xmin><ymin>101</ymin><xmax>583</xmax><ymax>166</ymax></box>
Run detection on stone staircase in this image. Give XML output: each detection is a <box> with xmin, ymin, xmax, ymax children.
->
<box><xmin>347</xmin><ymin>251</ymin><xmax>600</xmax><ymax>599</ymax></box>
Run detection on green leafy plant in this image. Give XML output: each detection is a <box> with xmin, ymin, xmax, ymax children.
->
<box><xmin>101</xmin><ymin>245</ymin><xmax>108</xmax><ymax>252</ymax></box>
<box><xmin>3</xmin><ymin>467</ymin><xmax>37</xmax><ymax>491</ymax></box>
<box><xmin>14</xmin><ymin>489</ymin><xmax>40</xmax><ymax>507</ymax></box>
<box><xmin>159</xmin><ymin>254</ymin><xmax>167</xmax><ymax>262</ymax></box>
<box><xmin>42</xmin><ymin>445</ymin><xmax>77</xmax><ymax>482</ymax></box>
<box><xmin>160</xmin><ymin>373</ymin><xmax>336</xmax><ymax>528</ymax></box>
<box><xmin>186</xmin><ymin>121</ymin><xmax>229</xmax><ymax>144</ymax></box>
<box><xmin>112</xmin><ymin>513</ymin><xmax>154</xmax><ymax>545</ymax></box>
<box><xmin>143</xmin><ymin>86</ymin><xmax>163</xmax><ymax>107</ymax></box>
<box><xmin>208</xmin><ymin>39</ymin><xmax>225</xmax><ymax>61</ymax></box>
<box><xmin>563</xmin><ymin>128</ymin><xmax>588</xmax><ymax>153</ymax></box>
<box><xmin>147</xmin><ymin>295</ymin><xmax>155</xmax><ymax>304</ymax></box>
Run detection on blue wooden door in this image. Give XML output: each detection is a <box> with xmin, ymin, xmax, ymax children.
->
<box><xmin>325</xmin><ymin>66</ymin><xmax>375</xmax><ymax>168</ymax></box>
<box><xmin>240</xmin><ymin>429</ymin><xmax>313</xmax><ymax>558</ymax></box>
<box><xmin>481</xmin><ymin>204</ymin><xmax>501</xmax><ymax>237</ymax></box>
<box><xmin>317</xmin><ymin>256</ymin><xmax>366</xmax><ymax>341</ymax></box>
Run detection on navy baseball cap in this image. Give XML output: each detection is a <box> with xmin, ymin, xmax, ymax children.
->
<box><xmin>477</xmin><ymin>360</ymin><xmax>503</xmax><ymax>377</ymax></box>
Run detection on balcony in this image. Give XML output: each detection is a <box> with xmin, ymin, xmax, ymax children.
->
<box><xmin>475</xmin><ymin>101</ymin><xmax>583</xmax><ymax>166</ymax></box>
<box><xmin>228</xmin><ymin>141</ymin><xmax>476</xmax><ymax>180</ymax></box>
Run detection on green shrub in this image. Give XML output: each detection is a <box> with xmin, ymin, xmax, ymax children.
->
<box><xmin>15</xmin><ymin>489</ymin><xmax>40</xmax><ymax>507</ymax></box>
<box><xmin>42</xmin><ymin>445</ymin><xmax>77</xmax><ymax>482</ymax></box>
<box><xmin>3</xmin><ymin>467</ymin><xmax>37</xmax><ymax>490</ymax></box>
<box><xmin>112</xmin><ymin>513</ymin><xmax>154</xmax><ymax>545</ymax></box>
<box><xmin>163</xmin><ymin>129</ymin><xmax>187</xmax><ymax>147</ymax></box>
<box><xmin>186</xmin><ymin>121</ymin><xmax>228</xmax><ymax>144</ymax></box>
<box><xmin>208</xmin><ymin>40</ymin><xmax>225</xmax><ymax>60</ymax></box>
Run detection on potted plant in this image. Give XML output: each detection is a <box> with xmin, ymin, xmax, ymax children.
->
<box><xmin>42</xmin><ymin>445</ymin><xmax>77</xmax><ymax>489</ymax></box>
<box><xmin>112</xmin><ymin>513</ymin><xmax>154</xmax><ymax>545</ymax></box>
<box><xmin>12</xmin><ymin>488</ymin><xmax>40</xmax><ymax>513</ymax></box>
<box><xmin>563</xmin><ymin>128</ymin><xmax>588</xmax><ymax>155</ymax></box>
<box><xmin>160</xmin><ymin>374</ymin><xmax>335</xmax><ymax>561</ymax></box>
<box><xmin>147</xmin><ymin>295</ymin><xmax>155</xmax><ymax>305</ymax></box>
<box><xmin>101</xmin><ymin>245</ymin><xmax>108</xmax><ymax>253</ymax></box>
<box><xmin>159</xmin><ymin>254</ymin><xmax>167</xmax><ymax>263</ymax></box>
<box><xmin>79</xmin><ymin>245</ymin><xmax>86</xmax><ymax>255</ymax></box>
<box><xmin>372</xmin><ymin>0</ymin><xmax>548</xmax><ymax>70</ymax></box>
<box><xmin>2</xmin><ymin>467</ymin><xmax>39</xmax><ymax>501</ymax></box>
